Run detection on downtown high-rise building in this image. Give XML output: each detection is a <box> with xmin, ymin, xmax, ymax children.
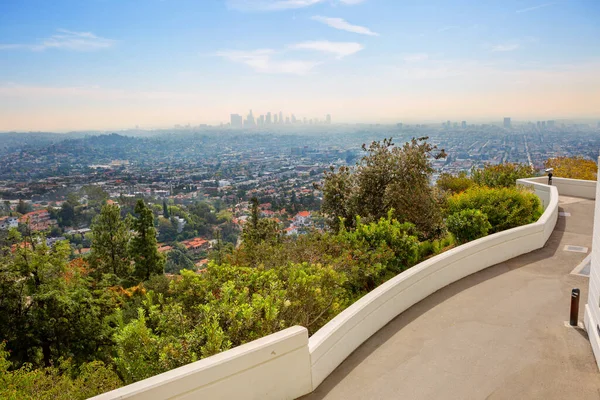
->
<box><xmin>230</xmin><ymin>114</ymin><xmax>243</xmax><ymax>128</ymax></box>
<box><xmin>503</xmin><ymin>117</ymin><xmax>511</xmax><ymax>128</ymax></box>
<box><xmin>278</xmin><ymin>111</ymin><xmax>283</xmax><ymax>125</ymax></box>
<box><xmin>245</xmin><ymin>110</ymin><xmax>255</xmax><ymax>127</ymax></box>
<box><xmin>266</xmin><ymin>112</ymin><xmax>272</xmax><ymax>124</ymax></box>
<box><xmin>274</xmin><ymin>114</ymin><xmax>278</xmax><ymax>124</ymax></box>
<box><xmin>461</xmin><ymin>121</ymin><xmax>467</xmax><ymax>129</ymax></box>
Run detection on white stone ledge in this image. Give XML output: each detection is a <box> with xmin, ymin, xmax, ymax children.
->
<box><xmin>90</xmin><ymin>326</ymin><xmax>312</xmax><ymax>400</ymax></box>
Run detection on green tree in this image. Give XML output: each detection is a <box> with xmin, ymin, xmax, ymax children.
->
<box><xmin>470</xmin><ymin>163</ymin><xmax>534</xmax><ymax>188</ymax></box>
<box><xmin>163</xmin><ymin>201</ymin><xmax>170</xmax><ymax>218</ymax></box>
<box><xmin>58</xmin><ymin>194</ymin><xmax>79</xmax><ymax>227</ymax></box>
<box><xmin>16</xmin><ymin>199</ymin><xmax>32</xmax><ymax>215</ymax></box>
<box><xmin>321</xmin><ymin>137</ymin><xmax>446</xmax><ymax>239</ymax></box>
<box><xmin>436</xmin><ymin>171</ymin><xmax>474</xmax><ymax>194</ymax></box>
<box><xmin>130</xmin><ymin>200</ymin><xmax>165</xmax><ymax>281</ymax></box>
<box><xmin>90</xmin><ymin>204</ymin><xmax>132</xmax><ymax>278</ymax></box>
<box><xmin>545</xmin><ymin>156</ymin><xmax>597</xmax><ymax>180</ymax></box>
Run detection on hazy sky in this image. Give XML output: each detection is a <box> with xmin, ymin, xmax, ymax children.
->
<box><xmin>1</xmin><ymin>0</ymin><xmax>599</xmax><ymax>131</ymax></box>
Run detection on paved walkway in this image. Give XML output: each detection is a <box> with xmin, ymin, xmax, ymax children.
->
<box><xmin>303</xmin><ymin>196</ymin><xmax>600</xmax><ymax>400</ymax></box>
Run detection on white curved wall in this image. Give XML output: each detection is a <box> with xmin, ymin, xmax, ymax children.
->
<box><xmin>309</xmin><ymin>178</ymin><xmax>559</xmax><ymax>388</ymax></box>
<box><xmin>519</xmin><ymin>176</ymin><xmax>596</xmax><ymax>199</ymax></box>
<box><xmin>90</xmin><ymin>326</ymin><xmax>312</xmax><ymax>400</ymax></box>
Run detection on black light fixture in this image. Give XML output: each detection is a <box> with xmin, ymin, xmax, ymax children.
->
<box><xmin>545</xmin><ymin>168</ymin><xmax>553</xmax><ymax>185</ymax></box>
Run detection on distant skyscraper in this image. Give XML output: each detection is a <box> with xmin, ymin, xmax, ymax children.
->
<box><xmin>291</xmin><ymin>114</ymin><xmax>297</xmax><ymax>124</ymax></box>
<box><xmin>326</xmin><ymin>114</ymin><xmax>331</xmax><ymax>124</ymax></box>
<box><xmin>246</xmin><ymin>110</ymin><xmax>255</xmax><ymax>127</ymax></box>
<box><xmin>266</xmin><ymin>112</ymin><xmax>272</xmax><ymax>124</ymax></box>
<box><xmin>447</xmin><ymin>120</ymin><xmax>451</xmax><ymax>129</ymax></box>
<box><xmin>274</xmin><ymin>114</ymin><xmax>278</xmax><ymax>124</ymax></box>
<box><xmin>279</xmin><ymin>111</ymin><xmax>283</xmax><ymax>125</ymax></box>
<box><xmin>461</xmin><ymin>121</ymin><xmax>467</xmax><ymax>129</ymax></box>
<box><xmin>258</xmin><ymin>115</ymin><xmax>264</xmax><ymax>126</ymax></box>
<box><xmin>547</xmin><ymin>120</ymin><xmax>555</xmax><ymax>128</ymax></box>
<box><xmin>230</xmin><ymin>114</ymin><xmax>243</xmax><ymax>128</ymax></box>
<box><xmin>503</xmin><ymin>117</ymin><xmax>511</xmax><ymax>128</ymax></box>
<box><xmin>541</xmin><ymin>121</ymin><xmax>546</xmax><ymax>129</ymax></box>
<box><xmin>536</xmin><ymin>121</ymin><xmax>541</xmax><ymax>129</ymax></box>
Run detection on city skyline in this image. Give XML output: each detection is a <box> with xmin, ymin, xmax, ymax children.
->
<box><xmin>229</xmin><ymin>109</ymin><xmax>331</xmax><ymax>127</ymax></box>
<box><xmin>1</xmin><ymin>0</ymin><xmax>599</xmax><ymax>131</ymax></box>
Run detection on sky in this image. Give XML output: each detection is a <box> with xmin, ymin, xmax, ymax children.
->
<box><xmin>1</xmin><ymin>0</ymin><xmax>599</xmax><ymax>131</ymax></box>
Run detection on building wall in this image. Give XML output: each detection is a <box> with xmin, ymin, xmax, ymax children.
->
<box><xmin>584</xmin><ymin>159</ymin><xmax>600</xmax><ymax>370</ymax></box>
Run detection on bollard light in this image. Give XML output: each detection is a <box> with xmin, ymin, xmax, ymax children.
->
<box><xmin>570</xmin><ymin>288</ymin><xmax>580</xmax><ymax>326</ymax></box>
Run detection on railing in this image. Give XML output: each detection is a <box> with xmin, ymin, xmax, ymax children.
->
<box><xmin>92</xmin><ymin>177</ymin><xmax>560</xmax><ymax>400</ymax></box>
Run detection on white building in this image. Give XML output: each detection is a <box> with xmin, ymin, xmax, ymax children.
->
<box><xmin>0</xmin><ymin>216</ymin><xmax>18</xmax><ymax>230</ymax></box>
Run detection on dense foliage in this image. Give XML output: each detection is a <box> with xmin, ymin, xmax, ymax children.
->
<box><xmin>321</xmin><ymin>137</ymin><xmax>446</xmax><ymax>239</ymax></box>
<box><xmin>446</xmin><ymin>209</ymin><xmax>491</xmax><ymax>244</ymax></box>
<box><xmin>436</xmin><ymin>171</ymin><xmax>474</xmax><ymax>194</ymax></box>
<box><xmin>470</xmin><ymin>163</ymin><xmax>535</xmax><ymax>188</ymax></box>
<box><xmin>545</xmin><ymin>156</ymin><xmax>597</xmax><ymax>180</ymax></box>
<box><xmin>446</xmin><ymin>186</ymin><xmax>542</xmax><ymax>234</ymax></box>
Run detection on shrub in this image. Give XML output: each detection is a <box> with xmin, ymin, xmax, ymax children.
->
<box><xmin>470</xmin><ymin>163</ymin><xmax>534</xmax><ymax>188</ymax></box>
<box><xmin>545</xmin><ymin>156</ymin><xmax>597</xmax><ymax>180</ymax></box>
<box><xmin>436</xmin><ymin>172</ymin><xmax>474</xmax><ymax>194</ymax></box>
<box><xmin>446</xmin><ymin>209</ymin><xmax>492</xmax><ymax>244</ymax></box>
<box><xmin>321</xmin><ymin>137</ymin><xmax>446</xmax><ymax>239</ymax></box>
<box><xmin>446</xmin><ymin>186</ymin><xmax>542</xmax><ymax>234</ymax></box>
<box><xmin>0</xmin><ymin>342</ymin><xmax>122</xmax><ymax>400</ymax></box>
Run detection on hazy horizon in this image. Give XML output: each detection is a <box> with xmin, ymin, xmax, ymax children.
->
<box><xmin>1</xmin><ymin>0</ymin><xmax>599</xmax><ymax>131</ymax></box>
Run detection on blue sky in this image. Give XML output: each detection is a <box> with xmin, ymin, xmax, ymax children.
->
<box><xmin>1</xmin><ymin>0</ymin><xmax>599</xmax><ymax>131</ymax></box>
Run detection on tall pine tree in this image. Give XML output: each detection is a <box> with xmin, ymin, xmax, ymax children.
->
<box><xmin>163</xmin><ymin>200</ymin><xmax>170</xmax><ymax>218</ymax></box>
<box><xmin>90</xmin><ymin>204</ymin><xmax>132</xmax><ymax>278</ymax></box>
<box><xmin>130</xmin><ymin>200</ymin><xmax>164</xmax><ymax>281</ymax></box>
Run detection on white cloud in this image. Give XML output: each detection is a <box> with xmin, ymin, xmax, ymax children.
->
<box><xmin>403</xmin><ymin>53</ymin><xmax>428</xmax><ymax>62</ymax></box>
<box><xmin>490</xmin><ymin>43</ymin><xmax>520</xmax><ymax>52</ymax></box>
<box><xmin>216</xmin><ymin>49</ymin><xmax>319</xmax><ymax>74</ymax></box>
<box><xmin>311</xmin><ymin>16</ymin><xmax>379</xmax><ymax>36</ymax></box>
<box><xmin>226</xmin><ymin>0</ymin><xmax>366</xmax><ymax>11</ymax></box>
<box><xmin>227</xmin><ymin>0</ymin><xmax>324</xmax><ymax>10</ymax></box>
<box><xmin>289</xmin><ymin>40</ymin><xmax>363</xmax><ymax>58</ymax></box>
<box><xmin>516</xmin><ymin>2</ymin><xmax>555</xmax><ymax>13</ymax></box>
<box><xmin>0</xmin><ymin>29</ymin><xmax>115</xmax><ymax>52</ymax></box>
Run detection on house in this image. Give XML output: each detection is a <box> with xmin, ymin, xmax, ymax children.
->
<box><xmin>158</xmin><ymin>245</ymin><xmax>173</xmax><ymax>253</ymax></box>
<box><xmin>181</xmin><ymin>237</ymin><xmax>210</xmax><ymax>253</ymax></box>
<box><xmin>293</xmin><ymin>211</ymin><xmax>311</xmax><ymax>226</ymax></box>
<box><xmin>0</xmin><ymin>216</ymin><xmax>18</xmax><ymax>230</ymax></box>
<box><xmin>285</xmin><ymin>226</ymin><xmax>298</xmax><ymax>236</ymax></box>
<box><xmin>173</xmin><ymin>216</ymin><xmax>186</xmax><ymax>233</ymax></box>
<box><xmin>19</xmin><ymin>210</ymin><xmax>57</xmax><ymax>231</ymax></box>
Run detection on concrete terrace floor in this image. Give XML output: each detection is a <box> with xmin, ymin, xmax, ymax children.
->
<box><xmin>302</xmin><ymin>196</ymin><xmax>600</xmax><ymax>400</ymax></box>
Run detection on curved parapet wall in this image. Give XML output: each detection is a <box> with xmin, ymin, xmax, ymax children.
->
<box><xmin>518</xmin><ymin>176</ymin><xmax>596</xmax><ymax>199</ymax></box>
<box><xmin>89</xmin><ymin>326</ymin><xmax>312</xmax><ymax>400</ymax></box>
<box><xmin>309</xmin><ymin>178</ymin><xmax>559</xmax><ymax>389</ymax></box>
